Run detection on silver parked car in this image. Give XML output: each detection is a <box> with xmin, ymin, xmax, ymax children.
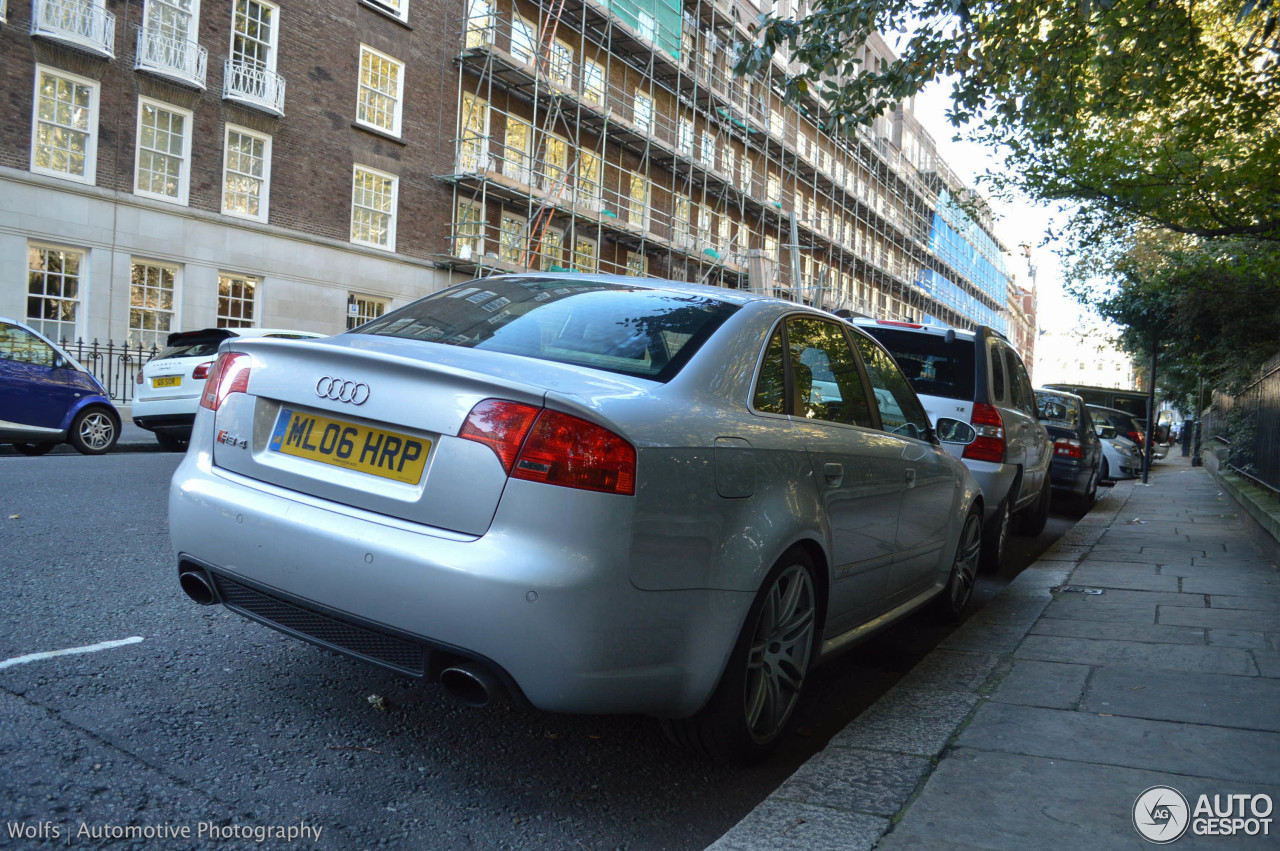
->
<box><xmin>170</xmin><ymin>276</ymin><xmax>982</xmax><ymax>762</ymax></box>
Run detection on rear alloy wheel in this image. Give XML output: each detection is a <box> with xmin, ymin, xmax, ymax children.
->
<box><xmin>12</xmin><ymin>442</ymin><xmax>57</xmax><ymax>456</ymax></box>
<box><xmin>662</xmin><ymin>549</ymin><xmax>817</xmax><ymax>764</ymax></box>
<box><xmin>68</xmin><ymin>408</ymin><xmax>118</xmax><ymax>455</ymax></box>
<box><xmin>933</xmin><ymin>507</ymin><xmax>983</xmax><ymax>622</ymax></box>
<box><xmin>979</xmin><ymin>498</ymin><xmax>1010</xmax><ymax>573</ymax></box>
<box><xmin>1017</xmin><ymin>477</ymin><xmax>1052</xmax><ymax>537</ymax></box>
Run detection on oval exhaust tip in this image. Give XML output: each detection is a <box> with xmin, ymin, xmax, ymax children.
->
<box><xmin>440</xmin><ymin>666</ymin><xmax>495</xmax><ymax>708</ymax></box>
<box><xmin>179</xmin><ymin>570</ymin><xmax>218</xmax><ymax>606</ymax></box>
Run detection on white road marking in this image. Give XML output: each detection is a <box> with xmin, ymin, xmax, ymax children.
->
<box><xmin>0</xmin><ymin>636</ymin><xmax>144</xmax><ymax>671</ymax></box>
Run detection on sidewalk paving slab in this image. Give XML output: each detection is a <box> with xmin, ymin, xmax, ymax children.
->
<box><xmin>708</xmin><ymin>454</ymin><xmax>1280</xmax><ymax>851</ymax></box>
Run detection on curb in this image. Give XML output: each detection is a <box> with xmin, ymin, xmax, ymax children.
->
<box><xmin>707</xmin><ymin>476</ymin><xmax>1142</xmax><ymax>851</ymax></box>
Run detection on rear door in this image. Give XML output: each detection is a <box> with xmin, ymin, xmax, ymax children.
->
<box><xmin>774</xmin><ymin>316</ymin><xmax>904</xmax><ymax>632</ymax></box>
<box><xmin>1000</xmin><ymin>343</ymin><xmax>1048</xmax><ymax>506</ymax></box>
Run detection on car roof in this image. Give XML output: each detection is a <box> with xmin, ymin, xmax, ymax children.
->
<box><xmin>1088</xmin><ymin>404</ymin><xmax>1139</xmax><ymax>418</ymax></box>
<box><xmin>477</xmin><ymin>272</ymin><xmax>793</xmax><ymax>309</ymax></box>
<box><xmin>846</xmin><ymin>317</ymin><xmax>1013</xmax><ymax>345</ymax></box>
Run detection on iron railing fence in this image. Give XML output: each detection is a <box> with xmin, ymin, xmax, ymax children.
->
<box><xmin>1206</xmin><ymin>352</ymin><xmax>1280</xmax><ymax>496</ymax></box>
<box><xmin>60</xmin><ymin>338</ymin><xmax>159</xmax><ymax>405</ymax></box>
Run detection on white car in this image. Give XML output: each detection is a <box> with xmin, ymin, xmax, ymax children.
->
<box><xmin>1097</xmin><ymin>428</ymin><xmax>1142</xmax><ymax>481</ymax></box>
<box><xmin>134</xmin><ymin>328</ymin><xmax>323</xmax><ymax>450</ymax></box>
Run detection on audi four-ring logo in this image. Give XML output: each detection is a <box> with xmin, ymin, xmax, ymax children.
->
<box><xmin>315</xmin><ymin>376</ymin><xmax>370</xmax><ymax>405</ymax></box>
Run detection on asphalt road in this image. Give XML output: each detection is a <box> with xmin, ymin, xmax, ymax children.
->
<box><xmin>0</xmin><ymin>453</ymin><xmax>1086</xmax><ymax>850</ymax></box>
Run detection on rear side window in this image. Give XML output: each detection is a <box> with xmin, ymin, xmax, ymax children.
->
<box><xmin>860</xmin><ymin>327</ymin><xmax>976</xmax><ymax>402</ymax></box>
<box><xmin>989</xmin><ymin>342</ymin><xmax>1006</xmax><ymax>403</ymax></box>
<box><xmin>1003</xmin><ymin>348</ymin><xmax>1035</xmax><ymax>414</ymax></box>
<box><xmin>852</xmin><ymin>334</ymin><xmax>932</xmax><ymax>440</ymax></box>
<box><xmin>753</xmin><ymin>330</ymin><xmax>786</xmax><ymax>414</ymax></box>
<box><xmin>358</xmin><ymin>278</ymin><xmax>738</xmax><ymax>382</ymax></box>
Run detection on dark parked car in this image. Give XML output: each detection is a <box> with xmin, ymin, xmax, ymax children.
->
<box><xmin>1035</xmin><ymin>389</ymin><xmax>1103</xmax><ymax>516</ymax></box>
<box><xmin>0</xmin><ymin>316</ymin><xmax>120</xmax><ymax>455</ymax></box>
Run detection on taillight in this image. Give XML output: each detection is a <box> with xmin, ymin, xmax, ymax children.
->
<box><xmin>199</xmin><ymin>352</ymin><xmax>251</xmax><ymax>411</ymax></box>
<box><xmin>135</xmin><ymin>369</ymin><xmax>144</xmax><ymax>385</ymax></box>
<box><xmin>963</xmin><ymin>403</ymin><xmax>1005</xmax><ymax>463</ymax></box>
<box><xmin>1127</xmin><ymin>430</ymin><xmax>1144</xmax><ymax>445</ymax></box>
<box><xmin>459</xmin><ymin>399</ymin><xmax>541</xmax><ymax>473</ymax></box>
<box><xmin>192</xmin><ymin>360</ymin><xmax>215</xmax><ymax>380</ymax></box>
<box><xmin>1054</xmin><ymin>438</ymin><xmax>1085</xmax><ymax>459</ymax></box>
<box><xmin>459</xmin><ymin>400</ymin><xmax>636</xmax><ymax>496</ymax></box>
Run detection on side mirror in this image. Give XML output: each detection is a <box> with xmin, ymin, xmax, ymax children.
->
<box><xmin>935</xmin><ymin>417</ymin><xmax>977</xmax><ymax>445</ymax></box>
<box><xmin>1095</xmin><ymin>424</ymin><xmax>1117</xmax><ymax>439</ymax></box>
<box><xmin>53</xmin><ymin>355</ymin><xmax>69</xmax><ymax>369</ymax></box>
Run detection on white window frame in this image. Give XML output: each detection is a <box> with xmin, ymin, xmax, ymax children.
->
<box><xmin>700</xmin><ymin>130</ymin><xmax>715</xmax><ymax>169</ymax></box>
<box><xmin>26</xmin><ymin>243</ymin><xmax>86</xmax><ymax>342</ymax></box>
<box><xmin>363</xmin><ymin>0</ymin><xmax>407</xmax><ymax>24</ymax></box>
<box><xmin>637</xmin><ymin>9</ymin><xmax>656</xmax><ymax>42</ymax></box>
<box><xmin>128</xmin><ymin>258</ymin><xmax>180</xmax><ymax>349</ymax></box>
<box><xmin>350</xmin><ymin>164</ymin><xmax>399</xmax><ymax>251</ymax></box>
<box><xmin>548</xmin><ymin>39</ymin><xmax>573</xmax><ymax>87</ymax></box>
<box><xmin>626</xmin><ymin>249</ymin><xmax>647</xmax><ymax>277</ymax></box>
<box><xmin>347</xmin><ymin>292</ymin><xmax>389</xmax><ymax>329</ymax></box>
<box><xmin>459</xmin><ymin>92</ymin><xmax>490</xmax><ymax>172</ymax></box>
<box><xmin>576</xmin><ymin>149</ymin><xmax>601</xmax><ymax>211</ymax></box>
<box><xmin>539</xmin><ymin>226</ymin><xmax>565</xmax><ymax>270</ymax></box>
<box><xmin>356</xmin><ymin>45</ymin><xmax>405</xmax><ymax>137</ymax></box>
<box><xmin>30</xmin><ymin>65</ymin><xmax>100</xmax><ymax>185</ymax></box>
<box><xmin>464</xmin><ymin>0</ymin><xmax>494</xmax><ymax>47</ymax></box>
<box><xmin>510</xmin><ymin>15</ymin><xmax>535</xmax><ymax>65</ymax></box>
<box><xmin>230</xmin><ymin>0</ymin><xmax>278</xmax><ymax>72</ymax></box>
<box><xmin>504</xmin><ymin>117</ymin><xmax>532</xmax><ymax>184</ymax></box>
<box><xmin>572</xmin><ymin>234</ymin><xmax>597</xmax><ymax>271</ymax></box>
<box><xmin>628</xmin><ymin>174</ymin><xmax>650</xmax><ymax>230</ymax></box>
<box><xmin>455</xmin><ymin>197</ymin><xmax>485</xmax><ymax>259</ymax></box>
<box><xmin>134</xmin><ymin>96</ymin><xmax>193</xmax><ymax>205</ymax></box>
<box><xmin>677</xmin><ymin>117</ymin><xmax>693</xmax><ymax>156</ymax></box>
<box><xmin>221</xmin><ymin>123</ymin><xmax>271</xmax><ymax>222</ymax></box>
<box><xmin>217</xmin><ymin>271</ymin><xmax>258</xmax><ymax>328</ymax></box>
<box><xmin>582</xmin><ymin>59</ymin><xmax>605</xmax><ymax>105</ymax></box>
<box><xmin>633</xmin><ymin>91</ymin><xmax>653</xmax><ymax>132</ymax></box>
<box><xmin>498</xmin><ymin>212</ymin><xmax>527</xmax><ymax>264</ymax></box>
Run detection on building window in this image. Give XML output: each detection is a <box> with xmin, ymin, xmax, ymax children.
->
<box><xmin>455</xmin><ymin>198</ymin><xmax>485</xmax><ymax>259</ymax></box>
<box><xmin>464</xmin><ymin>0</ymin><xmax>493</xmax><ymax>47</ymax></box>
<box><xmin>350</xmin><ymin>165</ymin><xmax>398</xmax><ymax>250</ymax></box>
<box><xmin>356</xmin><ymin>46</ymin><xmax>404</xmax><ymax>136</ymax></box>
<box><xmin>459</xmin><ymin>92</ymin><xmax>490</xmax><ymax>171</ymax></box>
<box><xmin>232</xmin><ymin>0</ymin><xmax>277</xmax><ymax>70</ymax></box>
<box><xmin>222</xmin><ymin>124</ymin><xmax>270</xmax><ymax>221</ymax></box>
<box><xmin>504</xmin><ymin>117</ymin><xmax>531</xmax><ymax>184</ymax></box>
<box><xmin>510</xmin><ymin>15</ymin><xmax>535</xmax><ymax>65</ymax></box>
<box><xmin>542</xmin><ymin>133</ymin><xmax>568</xmax><ymax>192</ymax></box>
<box><xmin>573</xmin><ymin>235</ymin><xmax>596</xmax><ymax>271</ymax></box>
<box><xmin>677</xmin><ymin>118</ymin><xmax>693</xmax><ymax>156</ymax></box>
<box><xmin>723</xmin><ymin>144</ymin><xmax>735</xmax><ymax>183</ymax></box>
<box><xmin>539</xmin><ymin>227</ymin><xmax>565</xmax><ymax>270</ymax></box>
<box><xmin>549</xmin><ymin>40</ymin><xmax>573</xmax><ymax>86</ymax></box>
<box><xmin>27</xmin><ymin>245</ymin><xmax>83</xmax><ymax>342</ymax></box>
<box><xmin>582</xmin><ymin>60</ymin><xmax>605</xmax><ymax>104</ymax></box>
<box><xmin>499</xmin><ymin>213</ymin><xmax>526</xmax><ymax>264</ymax></box>
<box><xmin>700</xmin><ymin>130</ymin><xmax>715</xmax><ymax>169</ymax></box>
<box><xmin>135</xmin><ymin>98</ymin><xmax>192</xmax><ymax>204</ymax></box>
<box><xmin>139</xmin><ymin>0</ymin><xmax>205</xmax><ymax>86</ymax></box>
<box><xmin>637</xmin><ymin>9</ymin><xmax>656</xmax><ymax>41</ymax></box>
<box><xmin>673</xmin><ymin>197</ymin><xmax>690</xmax><ymax>244</ymax></box>
<box><xmin>626</xmin><ymin>250</ymin><xmax>647</xmax><ymax>276</ymax></box>
<box><xmin>217</xmin><ymin>273</ymin><xmax>257</xmax><ymax>328</ymax></box>
<box><xmin>628</xmin><ymin>175</ymin><xmax>650</xmax><ymax>230</ymax></box>
<box><xmin>766</xmin><ymin>172</ymin><xmax>781</xmax><ymax>204</ymax></box>
<box><xmin>347</xmin><ymin>294</ymin><xmax>387</xmax><ymax>329</ymax></box>
<box><xmin>633</xmin><ymin>91</ymin><xmax>653</xmax><ymax>132</ymax></box>
<box><xmin>577</xmin><ymin>150</ymin><xmax>601</xmax><ymax>211</ymax></box>
<box><xmin>129</xmin><ymin>260</ymin><xmax>177</xmax><ymax>348</ymax></box>
<box><xmin>365</xmin><ymin>0</ymin><xmax>406</xmax><ymax>23</ymax></box>
<box><xmin>30</xmin><ymin>66</ymin><xmax>99</xmax><ymax>184</ymax></box>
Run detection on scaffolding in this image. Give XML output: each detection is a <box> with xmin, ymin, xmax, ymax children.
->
<box><xmin>437</xmin><ymin>0</ymin><xmax>1012</xmax><ymax>334</ymax></box>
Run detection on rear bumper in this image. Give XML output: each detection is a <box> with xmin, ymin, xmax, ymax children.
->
<box><xmin>169</xmin><ymin>447</ymin><xmax>749</xmax><ymax>718</ymax></box>
<box><xmin>1049</xmin><ymin>458</ymin><xmax>1092</xmax><ymax>495</ymax></box>
<box><xmin>961</xmin><ymin>459</ymin><xmax>1018</xmax><ymax>520</ymax></box>
<box><xmin>133</xmin><ymin>395</ymin><xmax>198</xmax><ymax>433</ymax></box>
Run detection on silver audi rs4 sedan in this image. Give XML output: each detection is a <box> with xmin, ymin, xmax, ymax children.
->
<box><xmin>170</xmin><ymin>275</ymin><xmax>983</xmax><ymax>762</ymax></box>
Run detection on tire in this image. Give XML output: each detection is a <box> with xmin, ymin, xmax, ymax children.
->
<box><xmin>1017</xmin><ymin>477</ymin><xmax>1052</xmax><ymax>538</ymax></box>
<box><xmin>1100</xmin><ymin>457</ymin><xmax>1111</xmax><ymax>482</ymax></box>
<box><xmin>662</xmin><ymin>548</ymin><xmax>818</xmax><ymax>764</ymax></box>
<box><xmin>155</xmin><ymin>433</ymin><xmax>189</xmax><ymax>452</ymax></box>
<box><xmin>979</xmin><ymin>498</ymin><xmax>1010</xmax><ymax>573</ymax></box>
<box><xmin>1068</xmin><ymin>467</ymin><xmax>1099</xmax><ymax>518</ymax></box>
<box><xmin>68</xmin><ymin>407</ymin><xmax>119</xmax><ymax>455</ymax></box>
<box><xmin>932</xmin><ymin>507</ymin><xmax>983</xmax><ymax>622</ymax></box>
<box><xmin>12</xmin><ymin>442</ymin><xmax>57</xmax><ymax>456</ymax></box>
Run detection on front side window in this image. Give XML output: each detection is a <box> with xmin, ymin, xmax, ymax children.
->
<box><xmin>231</xmin><ymin>0</ymin><xmax>277</xmax><ymax>70</ymax></box>
<box><xmin>853</xmin><ymin>334</ymin><xmax>932</xmax><ymax>439</ymax></box>
<box><xmin>222</xmin><ymin>124</ymin><xmax>271</xmax><ymax>221</ymax></box>
<box><xmin>786</xmin><ymin>317</ymin><xmax>873</xmax><ymax>427</ymax></box>
<box><xmin>357</xmin><ymin>46</ymin><xmax>404</xmax><ymax>136</ymax></box>
<box><xmin>217</xmin><ymin>273</ymin><xmax>257</xmax><ymax>327</ymax></box>
<box><xmin>350</xmin><ymin>166</ymin><xmax>398</xmax><ymax>250</ymax></box>
<box><xmin>31</xmin><ymin>66</ymin><xmax>99</xmax><ymax>184</ymax></box>
<box><xmin>129</xmin><ymin>260</ymin><xmax>177</xmax><ymax>348</ymax></box>
<box><xmin>135</xmin><ymin>97</ymin><xmax>192</xmax><ymax>203</ymax></box>
<box><xmin>27</xmin><ymin>245</ymin><xmax>83</xmax><ymax>342</ymax></box>
<box><xmin>358</xmin><ymin>278</ymin><xmax>738</xmax><ymax>382</ymax></box>
<box><xmin>0</xmin><ymin>322</ymin><xmax>59</xmax><ymax>367</ymax></box>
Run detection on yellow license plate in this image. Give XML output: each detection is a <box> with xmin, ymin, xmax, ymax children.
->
<box><xmin>152</xmin><ymin>375</ymin><xmax>182</xmax><ymax>388</ymax></box>
<box><xmin>268</xmin><ymin>409</ymin><xmax>430</xmax><ymax>485</ymax></box>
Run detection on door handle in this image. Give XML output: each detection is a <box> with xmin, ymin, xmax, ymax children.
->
<box><xmin>823</xmin><ymin>462</ymin><xmax>843</xmax><ymax>487</ymax></box>
<box><xmin>905</xmin><ymin>468</ymin><xmax>916</xmax><ymax>487</ymax></box>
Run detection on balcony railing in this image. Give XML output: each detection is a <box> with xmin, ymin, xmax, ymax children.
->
<box><xmin>223</xmin><ymin>59</ymin><xmax>285</xmax><ymax>116</ymax></box>
<box><xmin>31</xmin><ymin>0</ymin><xmax>115</xmax><ymax>58</ymax></box>
<box><xmin>135</xmin><ymin>26</ymin><xmax>207</xmax><ymax>88</ymax></box>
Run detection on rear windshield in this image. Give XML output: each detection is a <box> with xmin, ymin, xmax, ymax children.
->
<box><xmin>860</xmin><ymin>327</ymin><xmax>976</xmax><ymax>401</ymax></box>
<box><xmin>155</xmin><ymin>340</ymin><xmax>224</xmax><ymax>360</ymax></box>
<box><xmin>1036</xmin><ymin>392</ymin><xmax>1080</xmax><ymax>428</ymax></box>
<box><xmin>354</xmin><ymin>278</ymin><xmax>739</xmax><ymax>382</ymax></box>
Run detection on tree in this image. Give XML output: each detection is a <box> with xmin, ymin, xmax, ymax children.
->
<box><xmin>741</xmin><ymin>0</ymin><xmax>1280</xmax><ymax>242</ymax></box>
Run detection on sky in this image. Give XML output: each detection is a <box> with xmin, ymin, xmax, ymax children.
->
<box><xmin>912</xmin><ymin>81</ymin><xmax>1093</xmax><ymax>337</ymax></box>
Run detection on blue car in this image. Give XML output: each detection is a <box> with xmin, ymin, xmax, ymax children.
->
<box><xmin>0</xmin><ymin>317</ymin><xmax>120</xmax><ymax>455</ymax></box>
